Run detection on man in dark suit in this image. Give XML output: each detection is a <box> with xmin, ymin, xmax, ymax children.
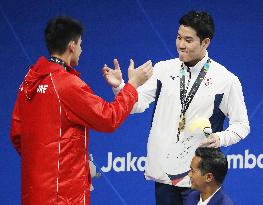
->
<box><xmin>186</xmin><ymin>147</ymin><xmax>234</xmax><ymax>205</ymax></box>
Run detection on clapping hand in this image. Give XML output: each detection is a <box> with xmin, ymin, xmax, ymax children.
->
<box><xmin>102</xmin><ymin>59</ymin><xmax>153</xmax><ymax>89</ymax></box>
<box><xmin>102</xmin><ymin>59</ymin><xmax>122</xmax><ymax>88</ymax></box>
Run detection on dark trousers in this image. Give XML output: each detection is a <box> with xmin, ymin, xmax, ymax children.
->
<box><xmin>155</xmin><ymin>182</ymin><xmax>192</xmax><ymax>205</ymax></box>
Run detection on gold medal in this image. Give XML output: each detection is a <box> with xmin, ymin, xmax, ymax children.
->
<box><xmin>179</xmin><ymin>115</ymin><xmax>186</xmax><ymax>131</ymax></box>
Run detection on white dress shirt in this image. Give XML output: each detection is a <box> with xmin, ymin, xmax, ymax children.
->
<box><xmin>197</xmin><ymin>187</ymin><xmax>221</xmax><ymax>205</ymax></box>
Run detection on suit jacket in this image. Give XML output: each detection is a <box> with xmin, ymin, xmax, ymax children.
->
<box><xmin>186</xmin><ymin>188</ymin><xmax>234</xmax><ymax>205</ymax></box>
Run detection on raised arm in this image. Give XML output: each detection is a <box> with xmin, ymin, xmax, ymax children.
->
<box><xmin>57</xmin><ymin>59</ymin><xmax>153</xmax><ymax>132</ymax></box>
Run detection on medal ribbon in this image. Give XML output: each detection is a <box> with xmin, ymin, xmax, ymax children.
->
<box><xmin>177</xmin><ymin>58</ymin><xmax>211</xmax><ymax>141</ymax></box>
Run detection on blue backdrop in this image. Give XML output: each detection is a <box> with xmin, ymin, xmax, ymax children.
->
<box><xmin>1</xmin><ymin>0</ymin><xmax>263</xmax><ymax>204</ymax></box>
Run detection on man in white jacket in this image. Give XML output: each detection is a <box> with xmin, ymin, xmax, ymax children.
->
<box><xmin>103</xmin><ymin>10</ymin><xmax>250</xmax><ymax>205</ymax></box>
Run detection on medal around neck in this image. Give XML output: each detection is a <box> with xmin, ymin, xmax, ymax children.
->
<box><xmin>179</xmin><ymin>115</ymin><xmax>186</xmax><ymax>131</ymax></box>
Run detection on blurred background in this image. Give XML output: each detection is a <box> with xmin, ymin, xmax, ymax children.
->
<box><xmin>1</xmin><ymin>0</ymin><xmax>262</xmax><ymax>204</ymax></box>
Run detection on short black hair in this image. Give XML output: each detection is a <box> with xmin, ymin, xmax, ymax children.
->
<box><xmin>45</xmin><ymin>16</ymin><xmax>83</xmax><ymax>55</ymax></box>
<box><xmin>195</xmin><ymin>147</ymin><xmax>228</xmax><ymax>184</ymax></box>
<box><xmin>179</xmin><ymin>11</ymin><xmax>215</xmax><ymax>41</ymax></box>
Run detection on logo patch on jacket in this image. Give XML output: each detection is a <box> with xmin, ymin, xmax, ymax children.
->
<box><xmin>37</xmin><ymin>85</ymin><xmax>48</xmax><ymax>93</ymax></box>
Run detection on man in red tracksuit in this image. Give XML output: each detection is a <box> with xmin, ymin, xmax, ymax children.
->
<box><xmin>10</xmin><ymin>16</ymin><xmax>153</xmax><ymax>205</ymax></box>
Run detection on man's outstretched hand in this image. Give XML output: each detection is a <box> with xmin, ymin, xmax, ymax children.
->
<box><xmin>102</xmin><ymin>59</ymin><xmax>122</xmax><ymax>88</ymax></box>
<box><xmin>127</xmin><ymin>59</ymin><xmax>153</xmax><ymax>88</ymax></box>
<box><xmin>102</xmin><ymin>59</ymin><xmax>153</xmax><ymax>89</ymax></box>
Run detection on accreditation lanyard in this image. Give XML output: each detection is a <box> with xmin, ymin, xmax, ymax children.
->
<box><xmin>49</xmin><ymin>56</ymin><xmax>71</xmax><ymax>71</ymax></box>
<box><xmin>177</xmin><ymin>59</ymin><xmax>211</xmax><ymax>141</ymax></box>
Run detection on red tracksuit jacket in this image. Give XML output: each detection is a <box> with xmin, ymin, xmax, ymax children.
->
<box><xmin>10</xmin><ymin>56</ymin><xmax>138</xmax><ymax>205</ymax></box>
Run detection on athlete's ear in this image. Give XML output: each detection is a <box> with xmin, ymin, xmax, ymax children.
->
<box><xmin>201</xmin><ymin>38</ymin><xmax>210</xmax><ymax>50</ymax></box>
<box><xmin>68</xmin><ymin>41</ymin><xmax>76</xmax><ymax>53</ymax></box>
